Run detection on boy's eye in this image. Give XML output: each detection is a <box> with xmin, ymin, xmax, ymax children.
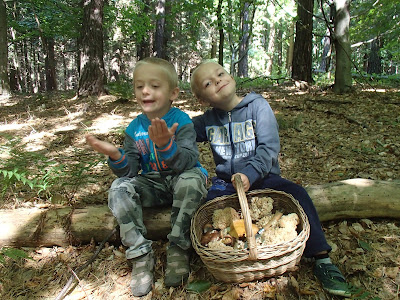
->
<box><xmin>205</xmin><ymin>82</ymin><xmax>210</xmax><ymax>88</ymax></box>
<box><xmin>218</xmin><ymin>72</ymin><xmax>224</xmax><ymax>76</ymax></box>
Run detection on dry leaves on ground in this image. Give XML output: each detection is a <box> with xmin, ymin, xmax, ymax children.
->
<box><xmin>0</xmin><ymin>85</ymin><xmax>399</xmax><ymax>299</ymax></box>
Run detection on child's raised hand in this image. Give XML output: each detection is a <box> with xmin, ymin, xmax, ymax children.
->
<box><xmin>85</xmin><ymin>135</ymin><xmax>121</xmax><ymax>161</ymax></box>
<box><xmin>231</xmin><ymin>173</ymin><xmax>250</xmax><ymax>192</ymax></box>
<box><xmin>148</xmin><ymin>118</ymin><xmax>178</xmax><ymax>148</ymax></box>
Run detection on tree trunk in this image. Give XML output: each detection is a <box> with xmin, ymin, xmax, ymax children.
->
<box><xmin>154</xmin><ymin>0</ymin><xmax>166</xmax><ymax>58</ymax></box>
<box><xmin>292</xmin><ymin>0</ymin><xmax>313</xmax><ymax>83</ymax></box>
<box><xmin>276</xmin><ymin>27</ymin><xmax>283</xmax><ymax>76</ymax></box>
<box><xmin>44</xmin><ymin>37</ymin><xmax>57</xmax><ymax>91</ymax></box>
<box><xmin>77</xmin><ymin>0</ymin><xmax>106</xmax><ymax>97</ymax></box>
<box><xmin>319</xmin><ymin>29</ymin><xmax>332</xmax><ymax>72</ymax></box>
<box><xmin>1</xmin><ymin>179</ymin><xmax>400</xmax><ymax>248</ymax></box>
<box><xmin>0</xmin><ymin>0</ymin><xmax>10</xmax><ymax>96</ymax></box>
<box><xmin>367</xmin><ymin>37</ymin><xmax>382</xmax><ymax>75</ymax></box>
<box><xmin>265</xmin><ymin>22</ymin><xmax>276</xmax><ymax>76</ymax></box>
<box><xmin>217</xmin><ymin>0</ymin><xmax>224</xmax><ymax>66</ymax></box>
<box><xmin>238</xmin><ymin>2</ymin><xmax>252</xmax><ymax>78</ymax></box>
<box><xmin>333</xmin><ymin>0</ymin><xmax>352</xmax><ymax>93</ymax></box>
<box><xmin>286</xmin><ymin>21</ymin><xmax>294</xmax><ymax>75</ymax></box>
<box><xmin>136</xmin><ymin>0</ymin><xmax>151</xmax><ymax>61</ymax></box>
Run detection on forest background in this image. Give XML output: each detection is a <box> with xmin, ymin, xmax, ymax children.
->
<box><xmin>0</xmin><ymin>0</ymin><xmax>400</xmax><ymax>299</ymax></box>
<box><xmin>0</xmin><ymin>0</ymin><xmax>399</xmax><ymax>96</ymax></box>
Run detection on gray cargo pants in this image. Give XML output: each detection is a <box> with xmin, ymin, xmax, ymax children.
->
<box><xmin>108</xmin><ymin>167</ymin><xmax>207</xmax><ymax>260</ymax></box>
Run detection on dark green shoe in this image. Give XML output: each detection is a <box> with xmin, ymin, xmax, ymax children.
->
<box><xmin>313</xmin><ymin>263</ymin><xmax>351</xmax><ymax>296</ymax></box>
<box><xmin>129</xmin><ymin>251</ymin><xmax>154</xmax><ymax>297</ymax></box>
<box><xmin>164</xmin><ymin>245</ymin><xmax>190</xmax><ymax>287</ymax></box>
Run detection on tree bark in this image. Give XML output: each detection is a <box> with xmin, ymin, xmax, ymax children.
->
<box><xmin>77</xmin><ymin>0</ymin><xmax>106</xmax><ymax>97</ymax></box>
<box><xmin>367</xmin><ymin>37</ymin><xmax>382</xmax><ymax>75</ymax></box>
<box><xmin>217</xmin><ymin>0</ymin><xmax>224</xmax><ymax>66</ymax></box>
<box><xmin>237</xmin><ymin>1</ymin><xmax>252</xmax><ymax>78</ymax></box>
<box><xmin>319</xmin><ymin>29</ymin><xmax>332</xmax><ymax>72</ymax></box>
<box><xmin>292</xmin><ymin>0</ymin><xmax>313</xmax><ymax>83</ymax></box>
<box><xmin>0</xmin><ymin>0</ymin><xmax>10</xmax><ymax>96</ymax></box>
<box><xmin>44</xmin><ymin>37</ymin><xmax>57</xmax><ymax>91</ymax></box>
<box><xmin>136</xmin><ymin>0</ymin><xmax>151</xmax><ymax>61</ymax></box>
<box><xmin>154</xmin><ymin>0</ymin><xmax>166</xmax><ymax>58</ymax></box>
<box><xmin>1</xmin><ymin>179</ymin><xmax>399</xmax><ymax>248</ymax></box>
<box><xmin>333</xmin><ymin>0</ymin><xmax>352</xmax><ymax>93</ymax></box>
<box><xmin>286</xmin><ymin>21</ymin><xmax>294</xmax><ymax>75</ymax></box>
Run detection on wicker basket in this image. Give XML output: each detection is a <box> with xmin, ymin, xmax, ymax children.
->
<box><xmin>190</xmin><ymin>175</ymin><xmax>310</xmax><ymax>283</ymax></box>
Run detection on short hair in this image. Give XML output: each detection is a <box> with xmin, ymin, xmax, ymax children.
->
<box><xmin>190</xmin><ymin>59</ymin><xmax>219</xmax><ymax>99</ymax></box>
<box><xmin>134</xmin><ymin>57</ymin><xmax>178</xmax><ymax>89</ymax></box>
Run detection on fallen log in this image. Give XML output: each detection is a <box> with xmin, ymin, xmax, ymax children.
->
<box><xmin>1</xmin><ymin>178</ymin><xmax>399</xmax><ymax>248</ymax></box>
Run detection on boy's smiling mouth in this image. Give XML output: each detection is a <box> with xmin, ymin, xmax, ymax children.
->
<box><xmin>142</xmin><ymin>100</ymin><xmax>155</xmax><ymax>104</ymax></box>
<box><xmin>217</xmin><ymin>83</ymin><xmax>228</xmax><ymax>92</ymax></box>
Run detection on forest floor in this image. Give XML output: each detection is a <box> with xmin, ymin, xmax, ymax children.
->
<box><xmin>0</xmin><ymin>83</ymin><xmax>400</xmax><ymax>299</ymax></box>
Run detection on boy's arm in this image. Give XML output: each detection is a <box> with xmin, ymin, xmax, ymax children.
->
<box><xmin>241</xmin><ymin>99</ymin><xmax>281</xmax><ymax>186</ymax></box>
<box><xmin>86</xmin><ymin>135</ymin><xmax>121</xmax><ymax>160</ymax></box>
<box><xmin>156</xmin><ymin>122</ymin><xmax>200</xmax><ymax>172</ymax></box>
<box><xmin>148</xmin><ymin>118</ymin><xmax>178</xmax><ymax>148</ymax></box>
<box><xmin>108</xmin><ymin>134</ymin><xmax>141</xmax><ymax>178</ymax></box>
<box><xmin>192</xmin><ymin>115</ymin><xmax>208</xmax><ymax>142</ymax></box>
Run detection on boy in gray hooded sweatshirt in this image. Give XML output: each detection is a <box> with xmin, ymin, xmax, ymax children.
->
<box><xmin>190</xmin><ymin>60</ymin><xmax>350</xmax><ymax>297</ymax></box>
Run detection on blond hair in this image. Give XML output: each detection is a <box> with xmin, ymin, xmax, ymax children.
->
<box><xmin>134</xmin><ymin>57</ymin><xmax>178</xmax><ymax>89</ymax></box>
<box><xmin>190</xmin><ymin>59</ymin><xmax>219</xmax><ymax>99</ymax></box>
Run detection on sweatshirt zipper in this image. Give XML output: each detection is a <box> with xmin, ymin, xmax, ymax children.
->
<box><xmin>228</xmin><ymin>111</ymin><xmax>235</xmax><ymax>174</ymax></box>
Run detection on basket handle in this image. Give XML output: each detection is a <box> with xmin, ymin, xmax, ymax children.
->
<box><xmin>234</xmin><ymin>174</ymin><xmax>258</xmax><ymax>260</ymax></box>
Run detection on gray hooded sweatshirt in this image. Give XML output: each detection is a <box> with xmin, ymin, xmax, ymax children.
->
<box><xmin>193</xmin><ymin>92</ymin><xmax>281</xmax><ymax>186</ymax></box>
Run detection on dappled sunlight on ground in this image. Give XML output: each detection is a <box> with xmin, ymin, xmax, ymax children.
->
<box><xmin>1</xmin><ymin>87</ymin><xmax>399</xmax><ymax>299</ymax></box>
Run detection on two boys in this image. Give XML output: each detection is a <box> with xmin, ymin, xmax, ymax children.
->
<box><xmin>87</xmin><ymin>58</ymin><xmax>349</xmax><ymax>297</ymax></box>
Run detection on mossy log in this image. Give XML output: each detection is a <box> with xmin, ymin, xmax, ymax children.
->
<box><xmin>1</xmin><ymin>179</ymin><xmax>399</xmax><ymax>248</ymax></box>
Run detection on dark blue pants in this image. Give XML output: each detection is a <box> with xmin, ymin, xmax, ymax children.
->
<box><xmin>207</xmin><ymin>174</ymin><xmax>331</xmax><ymax>258</ymax></box>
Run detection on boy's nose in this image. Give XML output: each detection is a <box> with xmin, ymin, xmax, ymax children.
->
<box><xmin>142</xmin><ymin>85</ymin><xmax>150</xmax><ymax>94</ymax></box>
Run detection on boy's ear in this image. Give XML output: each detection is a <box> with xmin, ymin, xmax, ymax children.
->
<box><xmin>170</xmin><ymin>87</ymin><xmax>180</xmax><ymax>101</ymax></box>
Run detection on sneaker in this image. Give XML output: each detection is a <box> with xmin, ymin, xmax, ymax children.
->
<box><xmin>129</xmin><ymin>251</ymin><xmax>154</xmax><ymax>297</ymax></box>
<box><xmin>313</xmin><ymin>263</ymin><xmax>351</xmax><ymax>296</ymax></box>
<box><xmin>164</xmin><ymin>245</ymin><xmax>190</xmax><ymax>287</ymax></box>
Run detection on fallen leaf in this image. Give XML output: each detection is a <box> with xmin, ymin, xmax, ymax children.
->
<box><xmin>385</xmin><ymin>267</ymin><xmax>399</xmax><ymax>279</ymax></box>
<box><xmin>186</xmin><ymin>280</ymin><xmax>212</xmax><ymax>293</ymax></box>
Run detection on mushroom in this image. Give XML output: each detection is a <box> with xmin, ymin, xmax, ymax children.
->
<box><xmin>203</xmin><ymin>223</ymin><xmax>214</xmax><ymax>233</ymax></box>
<box><xmin>221</xmin><ymin>234</ymin><xmax>235</xmax><ymax>246</ymax></box>
<box><xmin>200</xmin><ymin>230</ymin><xmax>221</xmax><ymax>246</ymax></box>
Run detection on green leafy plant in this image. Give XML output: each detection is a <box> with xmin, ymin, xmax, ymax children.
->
<box><xmin>186</xmin><ymin>280</ymin><xmax>211</xmax><ymax>293</ymax></box>
<box><xmin>0</xmin><ymin>135</ymin><xmax>104</xmax><ymax>204</ymax></box>
<box><xmin>106</xmin><ymin>76</ymin><xmax>133</xmax><ymax>100</ymax></box>
<box><xmin>0</xmin><ymin>247</ymin><xmax>32</xmax><ymax>264</ymax></box>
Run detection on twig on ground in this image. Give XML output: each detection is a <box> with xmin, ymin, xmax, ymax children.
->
<box><xmin>54</xmin><ymin>225</ymin><xmax>119</xmax><ymax>300</ymax></box>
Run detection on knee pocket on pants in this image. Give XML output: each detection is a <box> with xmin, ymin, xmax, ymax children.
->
<box><xmin>177</xmin><ymin>168</ymin><xmax>206</xmax><ymax>183</ymax></box>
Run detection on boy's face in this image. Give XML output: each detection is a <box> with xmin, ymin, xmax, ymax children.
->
<box><xmin>193</xmin><ymin>62</ymin><xmax>237</xmax><ymax>110</ymax></box>
<box><xmin>134</xmin><ymin>63</ymin><xmax>179</xmax><ymax>119</ymax></box>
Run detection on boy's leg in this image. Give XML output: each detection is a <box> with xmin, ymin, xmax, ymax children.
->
<box><xmin>108</xmin><ymin>175</ymin><xmax>172</xmax><ymax>296</ymax></box>
<box><xmin>253</xmin><ymin>174</ymin><xmax>331</xmax><ymax>257</ymax></box>
<box><xmin>254</xmin><ymin>175</ymin><xmax>349</xmax><ymax>296</ymax></box>
<box><xmin>165</xmin><ymin>168</ymin><xmax>207</xmax><ymax>286</ymax></box>
<box><xmin>206</xmin><ymin>177</ymin><xmax>237</xmax><ymax>201</ymax></box>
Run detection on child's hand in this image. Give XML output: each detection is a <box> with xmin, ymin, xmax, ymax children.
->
<box><xmin>148</xmin><ymin>118</ymin><xmax>178</xmax><ymax>148</ymax></box>
<box><xmin>85</xmin><ymin>135</ymin><xmax>121</xmax><ymax>161</ymax></box>
<box><xmin>231</xmin><ymin>173</ymin><xmax>250</xmax><ymax>192</ymax></box>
